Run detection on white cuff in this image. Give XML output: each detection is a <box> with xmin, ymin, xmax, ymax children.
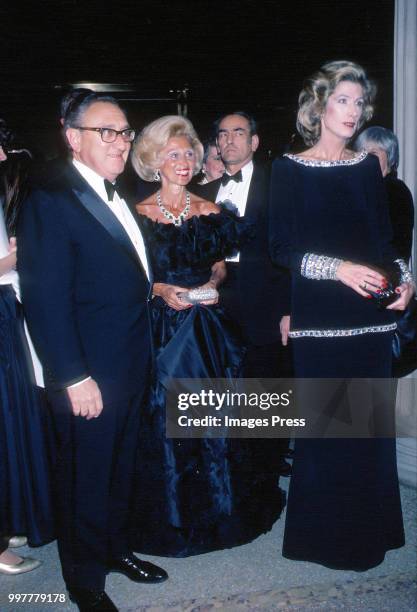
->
<box><xmin>67</xmin><ymin>376</ymin><xmax>92</xmax><ymax>389</ymax></box>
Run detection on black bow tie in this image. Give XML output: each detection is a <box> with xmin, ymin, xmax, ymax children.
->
<box><xmin>220</xmin><ymin>170</ymin><xmax>243</xmax><ymax>186</ymax></box>
<box><xmin>104</xmin><ymin>179</ymin><xmax>119</xmax><ymax>201</ymax></box>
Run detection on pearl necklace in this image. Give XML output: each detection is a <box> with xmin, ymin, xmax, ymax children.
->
<box><xmin>156</xmin><ymin>190</ymin><xmax>191</xmax><ymax>226</ymax></box>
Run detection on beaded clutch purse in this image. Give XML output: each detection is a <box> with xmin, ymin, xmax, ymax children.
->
<box><xmin>177</xmin><ymin>287</ymin><xmax>218</xmax><ymax>304</ymax></box>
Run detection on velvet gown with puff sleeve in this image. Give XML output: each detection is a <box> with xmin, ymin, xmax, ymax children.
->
<box><xmin>131</xmin><ymin>210</ymin><xmax>285</xmax><ymax>557</ymax></box>
<box><xmin>269</xmin><ymin>151</ymin><xmax>404</xmax><ymax>571</ymax></box>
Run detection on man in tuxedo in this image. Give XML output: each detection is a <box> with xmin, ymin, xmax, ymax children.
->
<box><xmin>18</xmin><ymin>92</ymin><xmax>167</xmax><ymax>611</ymax></box>
<box><xmin>195</xmin><ymin>112</ymin><xmax>292</xmax><ymax>472</ymax></box>
<box><xmin>196</xmin><ymin>112</ymin><xmax>292</xmax><ymax>378</ymax></box>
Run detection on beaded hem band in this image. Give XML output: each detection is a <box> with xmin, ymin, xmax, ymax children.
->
<box><xmin>394</xmin><ymin>259</ymin><xmax>414</xmax><ymax>284</ymax></box>
<box><xmin>301</xmin><ymin>253</ymin><xmax>342</xmax><ymax>280</ymax></box>
<box><xmin>289</xmin><ymin>323</ymin><xmax>397</xmax><ymax>339</ymax></box>
<box><xmin>284</xmin><ymin>150</ymin><xmax>367</xmax><ymax>167</ymax></box>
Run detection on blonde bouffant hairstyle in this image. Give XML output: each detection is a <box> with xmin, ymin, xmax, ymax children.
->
<box><xmin>296</xmin><ymin>60</ymin><xmax>376</xmax><ymax>146</ymax></box>
<box><xmin>131</xmin><ymin>115</ymin><xmax>204</xmax><ymax>181</ymax></box>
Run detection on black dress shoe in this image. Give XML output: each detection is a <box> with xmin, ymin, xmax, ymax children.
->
<box><xmin>109</xmin><ymin>553</ymin><xmax>168</xmax><ymax>583</ymax></box>
<box><xmin>68</xmin><ymin>588</ymin><xmax>118</xmax><ymax>611</ymax></box>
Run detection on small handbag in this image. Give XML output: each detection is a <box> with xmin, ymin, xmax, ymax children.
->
<box><xmin>363</xmin><ymin>263</ymin><xmax>401</xmax><ymax>309</ymax></box>
<box><xmin>363</xmin><ymin>263</ymin><xmax>416</xmax><ymax>377</ymax></box>
<box><xmin>392</xmin><ymin>296</ymin><xmax>417</xmax><ymax>378</ymax></box>
<box><xmin>177</xmin><ymin>287</ymin><xmax>218</xmax><ymax>304</ymax></box>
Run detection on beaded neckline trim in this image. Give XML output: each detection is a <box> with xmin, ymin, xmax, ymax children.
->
<box><xmin>288</xmin><ymin>322</ymin><xmax>396</xmax><ymax>339</ymax></box>
<box><xmin>284</xmin><ymin>150</ymin><xmax>367</xmax><ymax>167</ymax></box>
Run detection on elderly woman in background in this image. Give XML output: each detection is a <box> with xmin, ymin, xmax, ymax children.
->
<box><xmin>129</xmin><ymin>115</ymin><xmax>285</xmax><ymax>557</ymax></box>
<box><xmin>269</xmin><ymin>61</ymin><xmax>415</xmax><ymax>571</ymax></box>
<box><xmin>354</xmin><ymin>126</ymin><xmax>414</xmax><ymax>262</ymax></box>
<box><xmin>198</xmin><ymin>138</ymin><xmax>225</xmax><ymax>184</ymax></box>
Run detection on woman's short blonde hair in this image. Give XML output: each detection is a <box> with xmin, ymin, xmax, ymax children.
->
<box><xmin>296</xmin><ymin>60</ymin><xmax>376</xmax><ymax>146</ymax></box>
<box><xmin>131</xmin><ymin>115</ymin><xmax>204</xmax><ymax>181</ymax></box>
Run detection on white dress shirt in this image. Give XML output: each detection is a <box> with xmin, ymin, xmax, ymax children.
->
<box><xmin>215</xmin><ymin>160</ymin><xmax>254</xmax><ymax>262</ymax></box>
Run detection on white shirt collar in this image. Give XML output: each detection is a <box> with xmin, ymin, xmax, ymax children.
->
<box><xmin>73</xmin><ymin>159</ymin><xmax>113</xmax><ymax>202</ymax></box>
<box><xmin>225</xmin><ymin>159</ymin><xmax>253</xmax><ymax>181</ymax></box>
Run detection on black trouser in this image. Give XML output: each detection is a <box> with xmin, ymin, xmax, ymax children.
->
<box><xmin>243</xmin><ymin>340</ymin><xmax>293</xmax><ymax>461</ymax></box>
<box><xmin>243</xmin><ymin>339</ymin><xmax>293</xmax><ymax>379</ymax></box>
<box><xmin>220</xmin><ymin>264</ymin><xmax>294</xmax><ymax>459</ymax></box>
<box><xmin>46</xmin><ymin>387</ymin><xmax>145</xmax><ymax>591</ymax></box>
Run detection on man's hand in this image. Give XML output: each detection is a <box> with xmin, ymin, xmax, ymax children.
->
<box><xmin>0</xmin><ymin>237</ymin><xmax>17</xmax><ymax>276</ymax></box>
<box><xmin>280</xmin><ymin>315</ymin><xmax>290</xmax><ymax>346</ymax></box>
<box><xmin>67</xmin><ymin>378</ymin><xmax>103</xmax><ymax>419</ymax></box>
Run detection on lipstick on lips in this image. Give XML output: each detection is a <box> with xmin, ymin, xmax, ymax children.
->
<box><xmin>175</xmin><ymin>168</ymin><xmax>190</xmax><ymax>177</ymax></box>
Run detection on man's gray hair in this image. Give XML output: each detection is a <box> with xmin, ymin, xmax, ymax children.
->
<box><xmin>63</xmin><ymin>91</ymin><xmax>123</xmax><ymax>131</ymax></box>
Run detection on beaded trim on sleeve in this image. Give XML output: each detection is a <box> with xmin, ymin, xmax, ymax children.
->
<box><xmin>301</xmin><ymin>253</ymin><xmax>342</xmax><ymax>280</ymax></box>
<box><xmin>289</xmin><ymin>323</ymin><xmax>397</xmax><ymax>339</ymax></box>
<box><xmin>284</xmin><ymin>150</ymin><xmax>367</xmax><ymax>167</ymax></box>
<box><xmin>394</xmin><ymin>259</ymin><xmax>414</xmax><ymax>284</ymax></box>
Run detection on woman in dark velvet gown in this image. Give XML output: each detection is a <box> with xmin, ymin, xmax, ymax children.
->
<box><xmin>269</xmin><ymin>61</ymin><xmax>415</xmax><ymax>571</ymax></box>
<box><xmin>129</xmin><ymin>115</ymin><xmax>285</xmax><ymax>557</ymax></box>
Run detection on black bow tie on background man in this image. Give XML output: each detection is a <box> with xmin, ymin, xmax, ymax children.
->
<box><xmin>104</xmin><ymin>179</ymin><xmax>120</xmax><ymax>201</ymax></box>
<box><xmin>220</xmin><ymin>169</ymin><xmax>243</xmax><ymax>186</ymax></box>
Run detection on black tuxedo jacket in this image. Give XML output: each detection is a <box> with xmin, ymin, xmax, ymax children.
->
<box><xmin>18</xmin><ymin>163</ymin><xmax>151</xmax><ymax>401</ymax></box>
<box><xmin>194</xmin><ymin>163</ymin><xmax>290</xmax><ymax>345</ymax></box>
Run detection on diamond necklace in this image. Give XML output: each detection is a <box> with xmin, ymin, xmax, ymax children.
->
<box><xmin>156</xmin><ymin>190</ymin><xmax>191</xmax><ymax>226</ymax></box>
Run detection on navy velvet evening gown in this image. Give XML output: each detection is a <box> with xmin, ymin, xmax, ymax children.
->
<box><xmin>131</xmin><ymin>210</ymin><xmax>285</xmax><ymax>557</ymax></box>
<box><xmin>269</xmin><ymin>152</ymin><xmax>405</xmax><ymax>571</ymax></box>
<box><xmin>0</xmin><ymin>285</ymin><xmax>55</xmax><ymax>546</ymax></box>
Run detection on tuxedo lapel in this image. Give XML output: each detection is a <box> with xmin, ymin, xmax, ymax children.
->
<box><xmin>245</xmin><ymin>164</ymin><xmax>266</xmax><ymax>221</ymax></box>
<box><xmin>72</xmin><ymin>186</ymin><xmax>141</xmax><ymax>267</ymax></box>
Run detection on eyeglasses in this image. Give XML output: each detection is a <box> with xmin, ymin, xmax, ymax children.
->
<box><xmin>75</xmin><ymin>127</ymin><xmax>136</xmax><ymax>143</ymax></box>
